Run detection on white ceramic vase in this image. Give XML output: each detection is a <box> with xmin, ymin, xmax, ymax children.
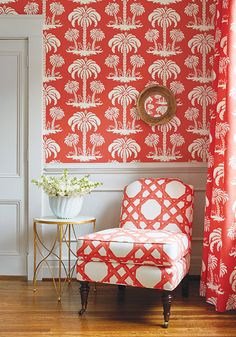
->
<box><xmin>49</xmin><ymin>196</ymin><xmax>84</xmax><ymax>219</ymax></box>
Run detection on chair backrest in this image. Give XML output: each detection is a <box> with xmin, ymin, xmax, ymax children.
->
<box><xmin>119</xmin><ymin>178</ymin><xmax>194</xmax><ymax>236</ymax></box>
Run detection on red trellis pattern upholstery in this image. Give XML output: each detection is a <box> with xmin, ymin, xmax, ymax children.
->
<box><xmin>77</xmin><ymin>178</ymin><xmax>194</xmax><ymax>327</ymax></box>
<box><xmin>77</xmin><ymin>178</ymin><xmax>193</xmax><ymax>290</ymax></box>
<box><xmin>120</xmin><ymin>178</ymin><xmax>193</xmax><ymax>235</ymax></box>
<box><xmin>77</xmin><ymin>255</ymin><xmax>190</xmax><ymax>291</ymax></box>
<box><xmin>77</xmin><ymin>228</ymin><xmax>190</xmax><ymax>267</ymax></box>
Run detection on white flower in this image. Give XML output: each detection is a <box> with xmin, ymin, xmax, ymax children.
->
<box><xmin>32</xmin><ymin>169</ymin><xmax>102</xmax><ymax>197</ymax></box>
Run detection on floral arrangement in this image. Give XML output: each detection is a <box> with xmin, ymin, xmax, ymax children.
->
<box><xmin>32</xmin><ymin>169</ymin><xmax>102</xmax><ymax>197</ymax></box>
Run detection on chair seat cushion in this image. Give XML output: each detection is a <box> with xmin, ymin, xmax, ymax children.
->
<box><xmin>77</xmin><ymin>254</ymin><xmax>190</xmax><ymax>290</ymax></box>
<box><xmin>77</xmin><ymin>228</ymin><xmax>190</xmax><ymax>267</ymax></box>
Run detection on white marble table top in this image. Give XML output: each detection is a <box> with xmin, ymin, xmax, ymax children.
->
<box><xmin>33</xmin><ymin>215</ymin><xmax>96</xmax><ymax>224</ymax></box>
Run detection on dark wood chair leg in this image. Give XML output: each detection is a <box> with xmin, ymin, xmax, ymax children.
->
<box><xmin>117</xmin><ymin>285</ymin><xmax>126</xmax><ymax>291</ymax></box>
<box><xmin>161</xmin><ymin>291</ymin><xmax>173</xmax><ymax>328</ymax></box>
<box><xmin>182</xmin><ymin>273</ymin><xmax>189</xmax><ymax>298</ymax></box>
<box><xmin>117</xmin><ymin>285</ymin><xmax>126</xmax><ymax>303</ymax></box>
<box><xmin>79</xmin><ymin>281</ymin><xmax>90</xmax><ymax>316</ymax></box>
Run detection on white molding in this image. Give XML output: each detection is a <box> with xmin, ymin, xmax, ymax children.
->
<box><xmin>0</xmin><ymin>200</ymin><xmax>20</xmax><ymax>255</ymax></box>
<box><xmin>86</xmin><ymin>187</ymin><xmax>206</xmax><ymax>192</ymax></box>
<box><xmin>0</xmin><ymin>15</ymin><xmax>43</xmax><ymax>20</ymax></box>
<box><xmin>0</xmin><ymin>16</ymin><xmax>43</xmax><ymax>280</ymax></box>
<box><xmin>44</xmin><ymin>162</ymin><xmax>208</xmax><ymax>175</ymax></box>
<box><xmin>44</xmin><ymin>163</ymin><xmax>207</xmax><ymax>193</ymax></box>
<box><xmin>0</xmin><ymin>15</ymin><xmax>43</xmax><ymax>37</ymax></box>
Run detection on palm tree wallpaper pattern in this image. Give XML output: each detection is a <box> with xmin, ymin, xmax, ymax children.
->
<box><xmin>0</xmin><ymin>0</ymin><xmax>216</xmax><ymax>163</ymax></box>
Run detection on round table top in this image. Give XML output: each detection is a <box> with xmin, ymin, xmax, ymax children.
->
<box><xmin>33</xmin><ymin>215</ymin><xmax>96</xmax><ymax>224</ymax></box>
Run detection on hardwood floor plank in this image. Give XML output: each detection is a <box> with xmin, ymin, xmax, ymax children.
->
<box><xmin>0</xmin><ymin>280</ymin><xmax>235</xmax><ymax>337</ymax></box>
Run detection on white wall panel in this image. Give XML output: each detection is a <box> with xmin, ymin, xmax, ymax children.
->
<box><xmin>0</xmin><ymin>52</ymin><xmax>20</xmax><ymax>176</ymax></box>
<box><xmin>0</xmin><ymin>202</ymin><xmax>20</xmax><ymax>254</ymax></box>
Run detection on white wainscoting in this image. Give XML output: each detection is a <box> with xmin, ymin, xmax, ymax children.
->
<box><xmin>39</xmin><ymin>163</ymin><xmax>207</xmax><ymax>278</ymax></box>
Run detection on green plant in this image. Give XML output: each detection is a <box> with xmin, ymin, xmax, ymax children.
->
<box><xmin>32</xmin><ymin>169</ymin><xmax>102</xmax><ymax>197</ymax></box>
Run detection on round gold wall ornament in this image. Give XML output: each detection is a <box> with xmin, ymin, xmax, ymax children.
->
<box><xmin>136</xmin><ymin>84</ymin><xmax>177</xmax><ymax>126</ymax></box>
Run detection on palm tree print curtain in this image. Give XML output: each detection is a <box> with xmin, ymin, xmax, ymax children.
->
<box><xmin>200</xmin><ymin>0</ymin><xmax>236</xmax><ymax>311</ymax></box>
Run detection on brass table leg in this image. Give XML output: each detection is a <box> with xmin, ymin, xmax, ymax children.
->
<box><xmin>33</xmin><ymin>221</ymin><xmax>37</xmax><ymax>292</ymax></box>
<box><xmin>68</xmin><ymin>224</ymin><xmax>71</xmax><ymax>283</ymax></box>
<box><xmin>58</xmin><ymin>225</ymin><xmax>62</xmax><ymax>302</ymax></box>
<box><xmin>32</xmin><ymin>218</ymin><xmax>96</xmax><ymax>301</ymax></box>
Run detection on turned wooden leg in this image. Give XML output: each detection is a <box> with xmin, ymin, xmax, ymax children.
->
<box><xmin>117</xmin><ymin>285</ymin><xmax>126</xmax><ymax>291</ymax></box>
<box><xmin>117</xmin><ymin>285</ymin><xmax>126</xmax><ymax>303</ymax></box>
<box><xmin>182</xmin><ymin>273</ymin><xmax>189</xmax><ymax>298</ymax></box>
<box><xmin>161</xmin><ymin>291</ymin><xmax>173</xmax><ymax>328</ymax></box>
<box><xmin>79</xmin><ymin>281</ymin><xmax>90</xmax><ymax>316</ymax></box>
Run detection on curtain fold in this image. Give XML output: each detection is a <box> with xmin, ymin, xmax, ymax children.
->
<box><xmin>200</xmin><ymin>0</ymin><xmax>236</xmax><ymax>312</ymax></box>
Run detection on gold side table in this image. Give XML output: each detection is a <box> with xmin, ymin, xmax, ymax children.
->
<box><xmin>33</xmin><ymin>215</ymin><xmax>96</xmax><ymax>301</ymax></box>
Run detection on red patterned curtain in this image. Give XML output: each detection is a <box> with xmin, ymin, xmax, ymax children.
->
<box><xmin>200</xmin><ymin>0</ymin><xmax>236</xmax><ymax>311</ymax></box>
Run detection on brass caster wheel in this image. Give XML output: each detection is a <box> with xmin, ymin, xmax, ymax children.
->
<box><xmin>79</xmin><ymin>309</ymin><xmax>86</xmax><ymax>316</ymax></box>
<box><xmin>57</xmin><ymin>297</ymin><xmax>61</xmax><ymax>302</ymax></box>
<box><xmin>163</xmin><ymin>321</ymin><xmax>169</xmax><ymax>328</ymax></box>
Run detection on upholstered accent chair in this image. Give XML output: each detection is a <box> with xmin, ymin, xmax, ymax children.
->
<box><xmin>77</xmin><ymin>178</ymin><xmax>194</xmax><ymax>328</ymax></box>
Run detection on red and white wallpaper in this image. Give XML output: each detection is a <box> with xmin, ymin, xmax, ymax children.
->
<box><xmin>0</xmin><ymin>0</ymin><xmax>216</xmax><ymax>163</ymax></box>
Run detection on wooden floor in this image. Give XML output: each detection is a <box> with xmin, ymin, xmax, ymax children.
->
<box><xmin>0</xmin><ymin>279</ymin><xmax>235</xmax><ymax>337</ymax></box>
